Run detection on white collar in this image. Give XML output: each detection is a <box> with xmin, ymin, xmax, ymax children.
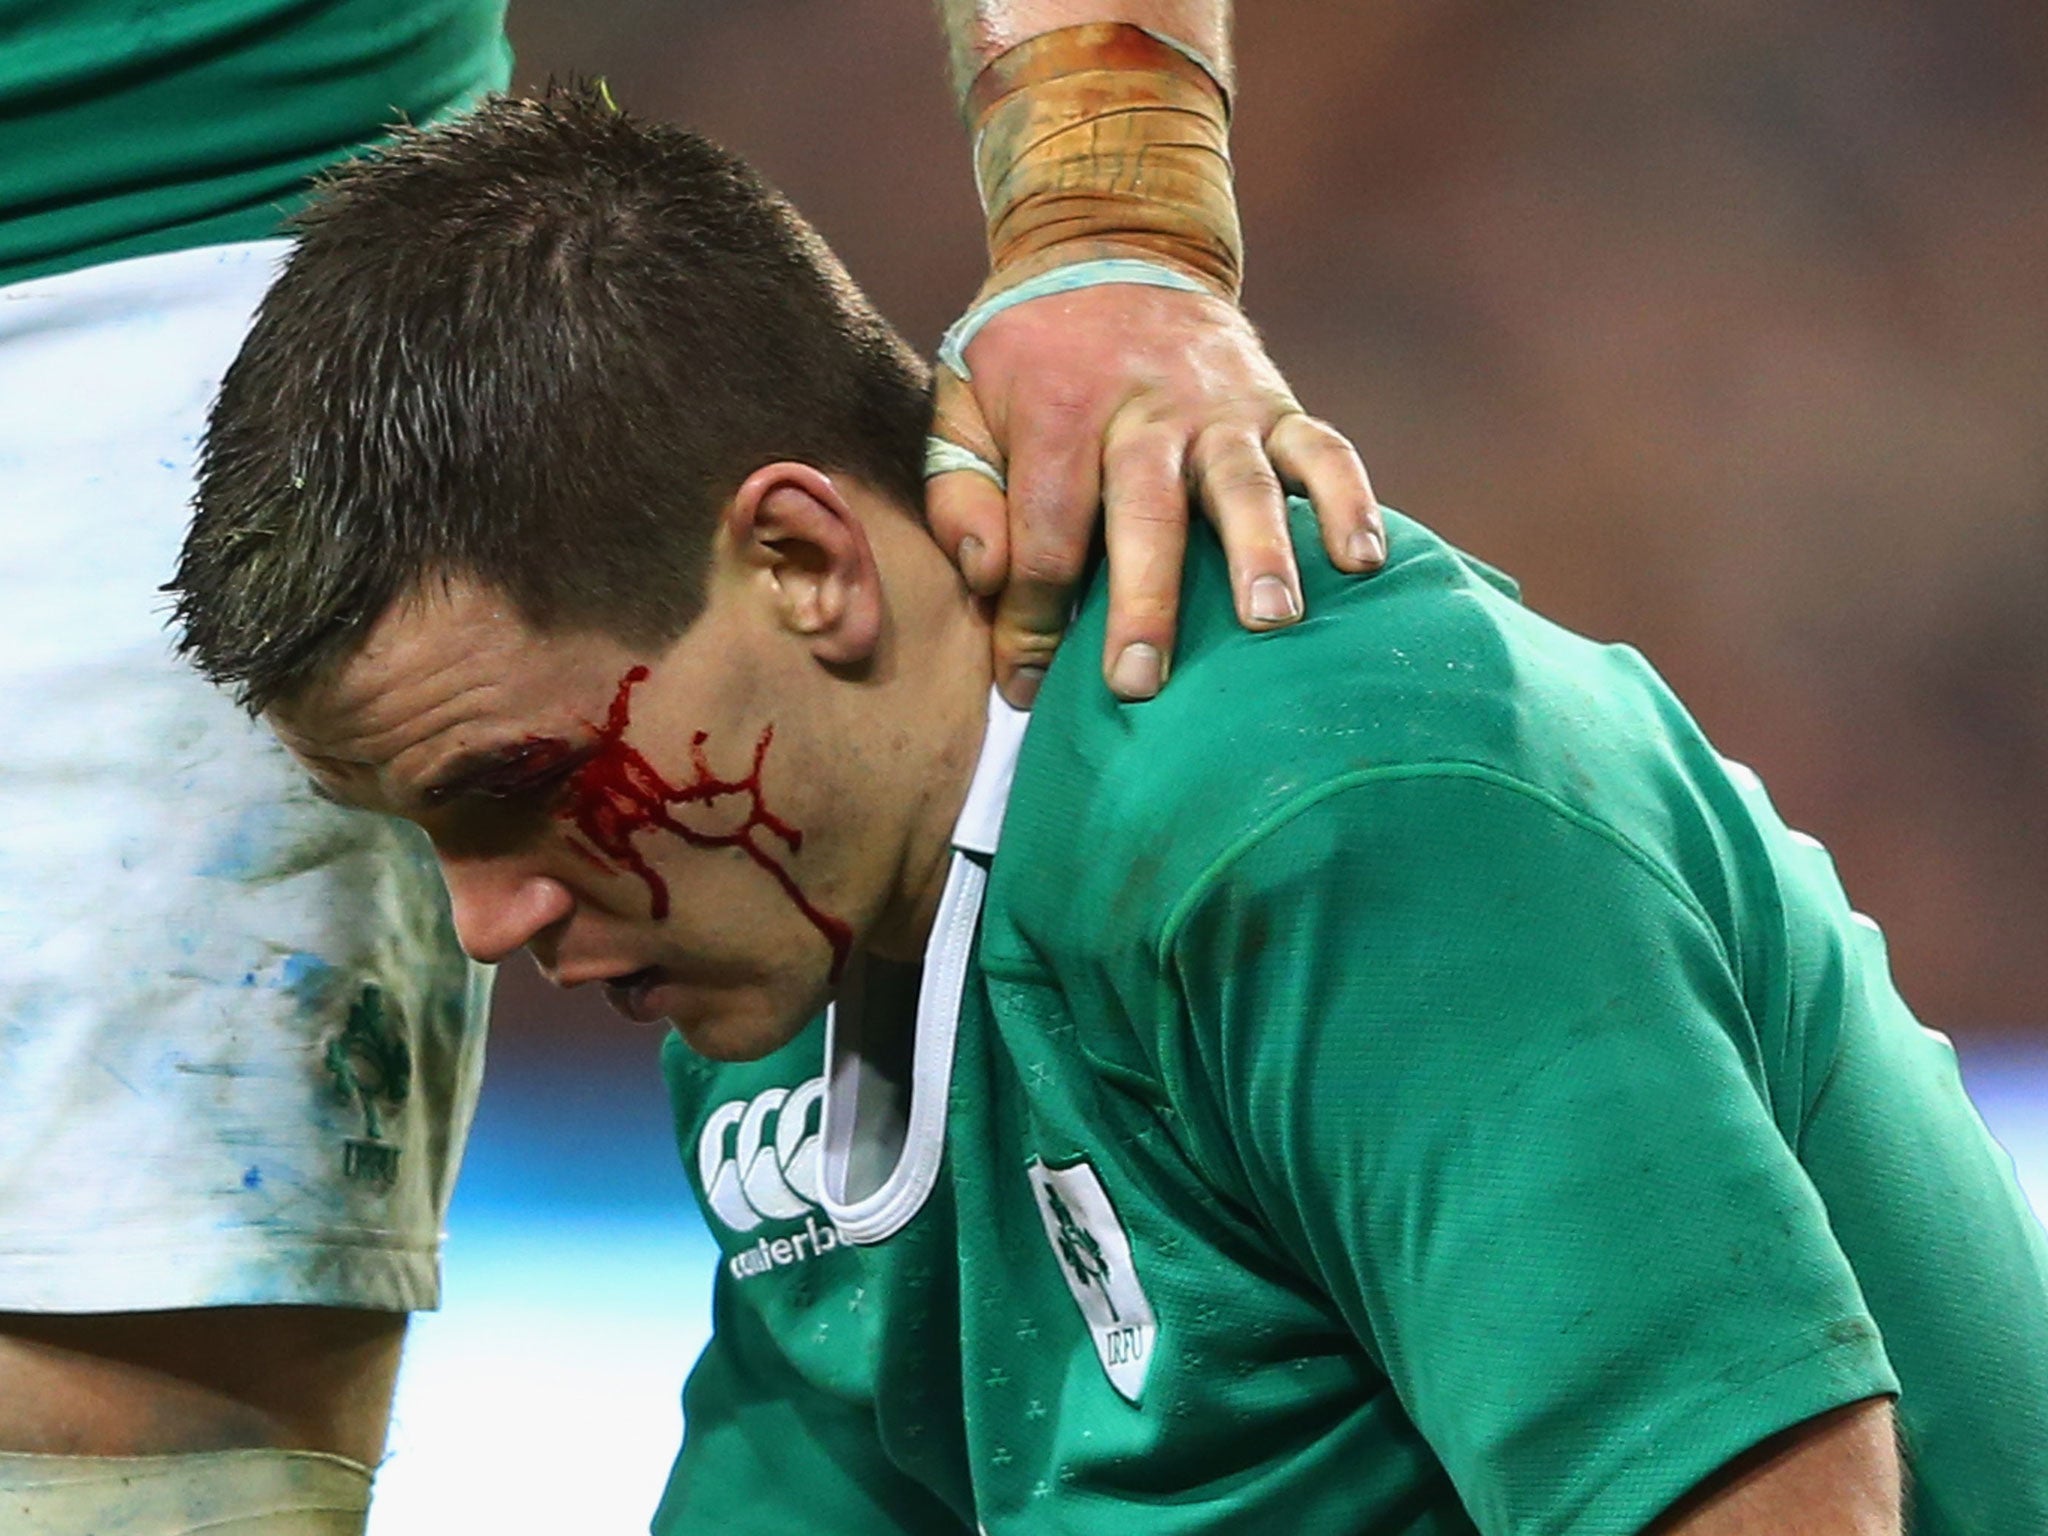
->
<box><xmin>818</xmin><ymin>688</ymin><xmax>1026</xmax><ymax>1244</ymax></box>
<box><xmin>950</xmin><ymin>688</ymin><xmax>1030</xmax><ymax>857</ymax></box>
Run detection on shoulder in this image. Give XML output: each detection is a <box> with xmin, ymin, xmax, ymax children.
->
<box><xmin>994</xmin><ymin>505</ymin><xmax>1737</xmax><ymax>962</ymax></box>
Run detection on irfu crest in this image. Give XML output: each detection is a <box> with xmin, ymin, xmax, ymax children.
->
<box><xmin>324</xmin><ymin>984</ymin><xmax>411</xmax><ymax>1186</ymax></box>
<box><xmin>1044</xmin><ymin>1183</ymin><xmax>1121</xmax><ymax>1323</ymax></box>
<box><xmin>1026</xmin><ymin>1158</ymin><xmax>1157</xmax><ymax>1403</ymax></box>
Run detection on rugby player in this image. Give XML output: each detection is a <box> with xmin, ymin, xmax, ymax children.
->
<box><xmin>0</xmin><ymin>2</ymin><xmax>1375</xmax><ymax>1529</ymax></box>
<box><xmin>171</xmin><ymin>90</ymin><xmax>2048</xmax><ymax>1535</ymax></box>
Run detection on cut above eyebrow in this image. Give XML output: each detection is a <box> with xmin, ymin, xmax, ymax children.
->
<box><xmin>418</xmin><ymin>735</ymin><xmax>589</xmax><ymax>807</ymax></box>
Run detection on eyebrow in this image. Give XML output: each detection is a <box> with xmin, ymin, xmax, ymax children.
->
<box><xmin>303</xmin><ymin>775</ymin><xmax>347</xmax><ymax>806</ymax></box>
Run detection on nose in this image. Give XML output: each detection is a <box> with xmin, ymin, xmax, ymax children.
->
<box><xmin>437</xmin><ymin>854</ymin><xmax>576</xmax><ymax>965</ymax></box>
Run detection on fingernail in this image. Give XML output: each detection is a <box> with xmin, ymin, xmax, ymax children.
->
<box><xmin>958</xmin><ymin>534</ymin><xmax>988</xmax><ymax>582</ymax></box>
<box><xmin>1110</xmin><ymin>643</ymin><xmax>1164</xmax><ymax>700</ymax></box>
<box><xmin>1008</xmin><ymin>665</ymin><xmax>1046</xmax><ymax>708</ymax></box>
<box><xmin>1249</xmin><ymin>575</ymin><xmax>1301</xmax><ymax>625</ymax></box>
<box><xmin>1348</xmin><ymin>528</ymin><xmax>1385</xmax><ymax>567</ymax></box>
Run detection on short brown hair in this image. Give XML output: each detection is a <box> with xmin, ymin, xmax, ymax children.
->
<box><xmin>170</xmin><ymin>85</ymin><xmax>932</xmax><ymax>712</ymax></box>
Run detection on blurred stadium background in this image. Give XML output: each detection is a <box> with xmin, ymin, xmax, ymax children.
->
<box><xmin>370</xmin><ymin>2</ymin><xmax>2048</xmax><ymax>1529</ymax></box>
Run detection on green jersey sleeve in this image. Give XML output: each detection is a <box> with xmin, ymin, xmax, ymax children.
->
<box><xmin>1755</xmin><ymin>795</ymin><xmax>2048</xmax><ymax>1530</ymax></box>
<box><xmin>1165</xmin><ymin>767</ymin><xmax>1898</xmax><ymax>1536</ymax></box>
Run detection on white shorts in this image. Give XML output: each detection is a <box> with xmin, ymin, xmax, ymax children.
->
<box><xmin>0</xmin><ymin>242</ymin><xmax>489</xmax><ymax>1315</ymax></box>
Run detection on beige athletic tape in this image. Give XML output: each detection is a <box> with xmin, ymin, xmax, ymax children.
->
<box><xmin>0</xmin><ymin>1448</ymin><xmax>372</xmax><ymax>1535</ymax></box>
<box><xmin>967</xmin><ymin>22</ymin><xmax>1241</xmax><ymax>296</ymax></box>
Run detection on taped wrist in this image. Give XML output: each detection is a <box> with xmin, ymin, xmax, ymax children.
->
<box><xmin>0</xmin><ymin>1448</ymin><xmax>373</xmax><ymax>1535</ymax></box>
<box><xmin>968</xmin><ymin>22</ymin><xmax>1241</xmax><ymax>296</ymax></box>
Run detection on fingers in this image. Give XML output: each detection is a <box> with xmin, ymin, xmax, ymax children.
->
<box><xmin>940</xmin><ymin>281</ymin><xmax>1384</xmax><ymax>709</ymax></box>
<box><xmin>1189</xmin><ymin>419</ymin><xmax>1303</xmax><ymax>633</ymax></box>
<box><xmin>1267</xmin><ymin>412</ymin><xmax>1385</xmax><ymax>572</ymax></box>
<box><xmin>988</xmin><ymin>529</ymin><xmax>1089</xmax><ymax>709</ymax></box>
<box><xmin>1099</xmin><ymin>416</ymin><xmax>1190</xmax><ymax>701</ymax></box>
<box><xmin>991</xmin><ymin>386</ymin><xmax>1105</xmax><ymax>707</ymax></box>
<box><xmin>927</xmin><ymin>371</ymin><xmax>1009</xmax><ymax>595</ymax></box>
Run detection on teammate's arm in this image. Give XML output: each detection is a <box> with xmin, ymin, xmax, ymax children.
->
<box><xmin>936</xmin><ymin>0</ymin><xmax>1227</xmax><ymax>94</ymax></box>
<box><xmin>928</xmin><ymin>2</ymin><xmax>1384</xmax><ymax>706</ymax></box>
<box><xmin>1651</xmin><ymin>1396</ymin><xmax>1900</xmax><ymax>1535</ymax></box>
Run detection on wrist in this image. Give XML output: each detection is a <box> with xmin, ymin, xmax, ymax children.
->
<box><xmin>939</xmin><ymin>257</ymin><xmax>1221</xmax><ymax>380</ymax></box>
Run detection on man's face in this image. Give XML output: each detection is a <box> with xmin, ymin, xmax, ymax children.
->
<box><xmin>270</xmin><ymin>577</ymin><xmax>852</xmax><ymax>1060</ymax></box>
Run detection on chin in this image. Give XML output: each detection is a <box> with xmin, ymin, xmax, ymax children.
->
<box><xmin>673</xmin><ymin>1017</ymin><xmax>766</xmax><ymax>1062</ymax></box>
<box><xmin>673</xmin><ymin>1016</ymin><xmax>791</xmax><ymax>1063</ymax></box>
<box><xmin>670</xmin><ymin>991</ymin><xmax>824</xmax><ymax>1064</ymax></box>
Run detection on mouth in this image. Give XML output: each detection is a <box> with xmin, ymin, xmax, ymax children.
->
<box><xmin>600</xmin><ymin>966</ymin><xmax>672</xmax><ymax>1025</ymax></box>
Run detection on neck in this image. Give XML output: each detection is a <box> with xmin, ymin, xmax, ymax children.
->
<box><xmin>849</xmin><ymin>533</ymin><xmax>996</xmax><ymax>966</ymax></box>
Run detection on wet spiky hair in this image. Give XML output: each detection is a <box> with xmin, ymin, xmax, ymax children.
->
<box><xmin>171</xmin><ymin>84</ymin><xmax>930</xmax><ymax>711</ymax></box>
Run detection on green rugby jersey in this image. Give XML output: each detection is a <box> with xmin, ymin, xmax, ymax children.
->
<box><xmin>0</xmin><ymin>0</ymin><xmax>510</xmax><ymax>286</ymax></box>
<box><xmin>657</xmin><ymin>507</ymin><xmax>2048</xmax><ymax>1535</ymax></box>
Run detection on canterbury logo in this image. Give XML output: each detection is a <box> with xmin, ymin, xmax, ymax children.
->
<box><xmin>696</xmin><ymin>1075</ymin><xmax>827</xmax><ymax>1233</ymax></box>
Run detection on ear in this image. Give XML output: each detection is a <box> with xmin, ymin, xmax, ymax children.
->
<box><xmin>722</xmin><ymin>462</ymin><xmax>884</xmax><ymax>667</ymax></box>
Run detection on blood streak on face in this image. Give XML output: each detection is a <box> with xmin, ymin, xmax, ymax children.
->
<box><xmin>557</xmin><ymin>666</ymin><xmax>853</xmax><ymax>981</ymax></box>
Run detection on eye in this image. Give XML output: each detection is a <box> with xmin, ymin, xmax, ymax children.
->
<box><xmin>473</xmin><ymin>765</ymin><xmax>577</xmax><ymax>806</ymax></box>
<box><xmin>428</xmin><ymin>746</ymin><xmax>595</xmax><ymax>861</ymax></box>
<box><xmin>471</xmin><ymin>754</ymin><xmax>586</xmax><ymax>805</ymax></box>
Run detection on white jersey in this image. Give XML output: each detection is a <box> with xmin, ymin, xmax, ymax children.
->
<box><xmin>0</xmin><ymin>242</ymin><xmax>488</xmax><ymax>1313</ymax></box>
